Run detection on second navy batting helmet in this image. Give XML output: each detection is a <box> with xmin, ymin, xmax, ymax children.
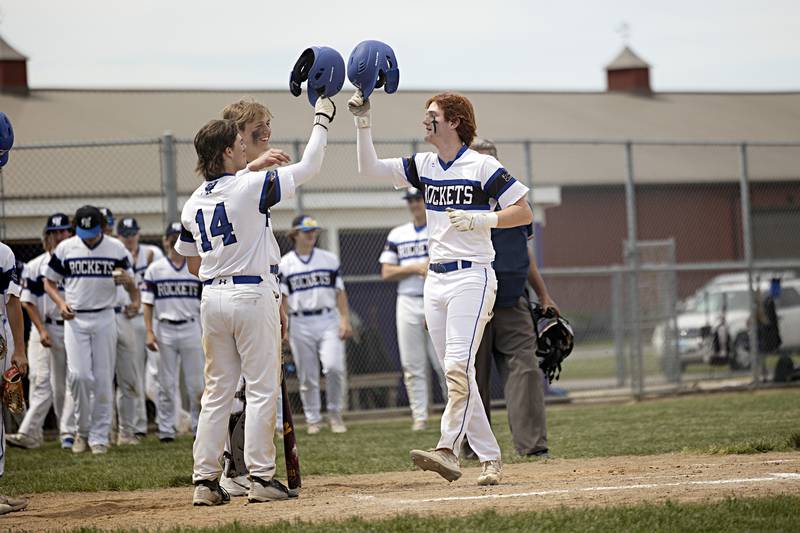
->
<box><xmin>347</xmin><ymin>40</ymin><xmax>399</xmax><ymax>99</ymax></box>
<box><xmin>290</xmin><ymin>46</ymin><xmax>346</xmax><ymax>105</ymax></box>
<box><xmin>0</xmin><ymin>112</ymin><xmax>14</xmax><ymax>168</ymax></box>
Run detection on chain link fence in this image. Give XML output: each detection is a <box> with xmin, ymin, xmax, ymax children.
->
<box><xmin>3</xmin><ymin>137</ymin><xmax>800</xmax><ymax>418</ymax></box>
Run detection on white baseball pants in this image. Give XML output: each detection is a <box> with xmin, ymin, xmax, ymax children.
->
<box><xmin>154</xmin><ymin>320</ymin><xmax>204</xmax><ymax>439</ymax></box>
<box><xmin>396</xmin><ymin>294</ymin><xmax>445</xmax><ymax>423</ymax></box>
<box><xmin>0</xmin><ymin>317</ymin><xmax>14</xmax><ymax>477</ymax></box>
<box><xmin>114</xmin><ymin>312</ymin><xmax>141</xmax><ymax>439</ymax></box>
<box><xmin>288</xmin><ymin>311</ymin><xmax>347</xmax><ymax>425</ymax></box>
<box><xmin>424</xmin><ymin>266</ymin><xmax>501</xmax><ymax>462</ymax></box>
<box><xmin>65</xmin><ymin>309</ymin><xmax>118</xmax><ymax>447</ymax></box>
<box><xmin>130</xmin><ymin>313</ymin><xmax>151</xmax><ymax>435</ymax></box>
<box><xmin>193</xmin><ymin>278</ymin><xmax>281</xmax><ymax>483</ymax></box>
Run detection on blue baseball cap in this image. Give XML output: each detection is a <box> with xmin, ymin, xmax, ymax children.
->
<box><xmin>117</xmin><ymin>217</ymin><xmax>141</xmax><ymax>237</ymax></box>
<box><xmin>74</xmin><ymin>205</ymin><xmax>103</xmax><ymax>240</ymax></box>
<box><xmin>44</xmin><ymin>213</ymin><xmax>71</xmax><ymax>232</ymax></box>
<box><xmin>165</xmin><ymin>221</ymin><xmax>182</xmax><ymax>237</ymax></box>
<box><xmin>291</xmin><ymin>215</ymin><xmax>321</xmax><ymax>232</ymax></box>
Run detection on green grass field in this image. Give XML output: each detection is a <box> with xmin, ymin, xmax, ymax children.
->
<box><xmin>5</xmin><ymin>388</ymin><xmax>800</xmax><ymax>497</ymax></box>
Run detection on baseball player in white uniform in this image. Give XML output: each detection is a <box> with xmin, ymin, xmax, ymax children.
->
<box><xmin>0</xmin><ymin>240</ymin><xmax>30</xmax><ymax>515</ymax></box>
<box><xmin>98</xmin><ymin>209</ymin><xmax>142</xmax><ymax>446</ymax></box>
<box><xmin>7</xmin><ymin>214</ymin><xmax>76</xmax><ymax>450</ymax></box>
<box><xmin>143</xmin><ymin>222</ymin><xmax>204</xmax><ymax>442</ymax></box>
<box><xmin>117</xmin><ymin>216</ymin><xmax>164</xmax><ymax>438</ymax></box>
<box><xmin>179</xmin><ymin>96</ymin><xmax>334</xmax><ymax>506</ymax></box>
<box><xmin>45</xmin><ymin>205</ymin><xmax>139</xmax><ymax>455</ymax></box>
<box><xmin>280</xmin><ymin>215</ymin><xmax>353</xmax><ymax>435</ymax></box>
<box><xmin>380</xmin><ymin>188</ymin><xmax>446</xmax><ymax>431</ymax></box>
<box><xmin>350</xmin><ymin>91</ymin><xmax>532</xmax><ymax>485</ymax></box>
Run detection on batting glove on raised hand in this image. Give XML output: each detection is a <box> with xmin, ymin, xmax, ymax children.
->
<box><xmin>314</xmin><ymin>97</ymin><xmax>336</xmax><ymax>128</ymax></box>
<box><xmin>446</xmin><ymin>208</ymin><xmax>499</xmax><ymax>232</ymax></box>
<box><xmin>348</xmin><ymin>89</ymin><xmax>371</xmax><ymax>128</ymax></box>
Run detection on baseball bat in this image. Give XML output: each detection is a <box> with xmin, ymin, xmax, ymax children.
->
<box><xmin>281</xmin><ymin>375</ymin><xmax>301</xmax><ymax>493</ymax></box>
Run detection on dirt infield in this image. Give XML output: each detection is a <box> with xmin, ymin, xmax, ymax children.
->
<box><xmin>5</xmin><ymin>452</ymin><xmax>800</xmax><ymax>531</ymax></box>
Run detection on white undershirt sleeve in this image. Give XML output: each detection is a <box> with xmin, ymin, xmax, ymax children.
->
<box><xmin>356</xmin><ymin>126</ymin><xmax>408</xmax><ymax>188</ymax></box>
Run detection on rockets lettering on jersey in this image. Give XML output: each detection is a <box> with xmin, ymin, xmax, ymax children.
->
<box><xmin>142</xmin><ymin>257</ymin><xmax>202</xmax><ymax>321</ymax></box>
<box><xmin>46</xmin><ymin>235</ymin><xmax>133</xmax><ymax>311</ymax></box>
<box><xmin>385</xmin><ymin>146</ymin><xmax>529</xmax><ymax>264</ymax></box>
<box><xmin>380</xmin><ymin>223</ymin><xmax>429</xmax><ymax>297</ymax></box>
<box><xmin>279</xmin><ymin>248</ymin><xmax>344</xmax><ymax>313</ymax></box>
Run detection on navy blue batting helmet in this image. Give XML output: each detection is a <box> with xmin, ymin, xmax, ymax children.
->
<box><xmin>347</xmin><ymin>40</ymin><xmax>399</xmax><ymax>99</ymax></box>
<box><xmin>290</xmin><ymin>46</ymin><xmax>346</xmax><ymax>105</ymax></box>
<box><xmin>0</xmin><ymin>112</ymin><xmax>14</xmax><ymax>168</ymax></box>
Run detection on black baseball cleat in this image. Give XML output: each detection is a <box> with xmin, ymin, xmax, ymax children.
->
<box><xmin>192</xmin><ymin>479</ymin><xmax>230</xmax><ymax>506</ymax></box>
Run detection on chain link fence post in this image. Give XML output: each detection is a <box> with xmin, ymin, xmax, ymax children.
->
<box><xmin>739</xmin><ymin>142</ymin><xmax>761</xmax><ymax>384</ymax></box>
<box><xmin>160</xmin><ymin>132</ymin><xmax>178</xmax><ymax>225</ymax></box>
<box><xmin>624</xmin><ymin>141</ymin><xmax>644</xmax><ymax>398</ymax></box>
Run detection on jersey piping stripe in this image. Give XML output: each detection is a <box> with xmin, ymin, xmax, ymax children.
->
<box><xmin>419</xmin><ymin>176</ymin><xmax>482</xmax><ymax>188</ymax></box>
<box><xmin>451</xmin><ymin>267</ymin><xmax>488</xmax><ymax>451</ymax></box>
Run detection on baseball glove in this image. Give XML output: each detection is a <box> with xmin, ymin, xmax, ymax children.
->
<box><xmin>531</xmin><ymin>303</ymin><xmax>574</xmax><ymax>383</ymax></box>
<box><xmin>3</xmin><ymin>366</ymin><xmax>25</xmax><ymax>415</ymax></box>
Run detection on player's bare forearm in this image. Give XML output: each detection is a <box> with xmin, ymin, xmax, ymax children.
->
<box><xmin>336</xmin><ymin>290</ymin><xmax>353</xmax><ymax>339</ymax></box>
<box><xmin>187</xmin><ymin>256</ymin><xmax>201</xmax><ymax>277</ymax></box>
<box><xmin>22</xmin><ymin>301</ymin><xmax>46</xmax><ymax>335</ymax></box>
<box><xmin>527</xmin><ymin>247</ymin><xmax>558</xmax><ymax>313</ymax></box>
<box><xmin>44</xmin><ymin>278</ymin><xmax>66</xmax><ymax>309</ymax></box>
<box><xmin>495</xmin><ymin>198</ymin><xmax>533</xmax><ymax>229</ymax></box>
<box><xmin>143</xmin><ymin>303</ymin><xmax>155</xmax><ymax>336</ymax></box>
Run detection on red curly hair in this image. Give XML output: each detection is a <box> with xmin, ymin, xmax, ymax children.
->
<box><xmin>425</xmin><ymin>92</ymin><xmax>477</xmax><ymax>146</ymax></box>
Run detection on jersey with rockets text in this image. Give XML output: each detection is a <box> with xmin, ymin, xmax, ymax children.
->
<box><xmin>176</xmin><ymin>168</ymin><xmax>296</xmax><ymax>281</ymax></box>
<box><xmin>46</xmin><ymin>235</ymin><xmax>133</xmax><ymax>311</ymax></box>
<box><xmin>383</xmin><ymin>146</ymin><xmax>529</xmax><ymax>264</ymax></box>
<box><xmin>279</xmin><ymin>249</ymin><xmax>344</xmax><ymax>313</ymax></box>
<box><xmin>142</xmin><ymin>256</ymin><xmax>202</xmax><ymax>321</ymax></box>
<box><xmin>379</xmin><ymin>222</ymin><xmax>429</xmax><ymax>297</ymax></box>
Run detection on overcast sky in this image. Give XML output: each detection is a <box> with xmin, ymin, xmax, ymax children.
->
<box><xmin>1</xmin><ymin>0</ymin><xmax>798</xmax><ymax>91</ymax></box>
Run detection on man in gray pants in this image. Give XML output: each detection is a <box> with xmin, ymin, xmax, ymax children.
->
<box><xmin>467</xmin><ymin>137</ymin><xmax>559</xmax><ymax>458</ymax></box>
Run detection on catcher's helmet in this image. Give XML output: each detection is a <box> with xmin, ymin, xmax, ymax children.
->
<box><xmin>533</xmin><ymin>306</ymin><xmax>574</xmax><ymax>382</ymax></box>
<box><xmin>0</xmin><ymin>112</ymin><xmax>14</xmax><ymax>168</ymax></box>
<box><xmin>290</xmin><ymin>46</ymin><xmax>346</xmax><ymax>105</ymax></box>
<box><xmin>347</xmin><ymin>40</ymin><xmax>399</xmax><ymax>99</ymax></box>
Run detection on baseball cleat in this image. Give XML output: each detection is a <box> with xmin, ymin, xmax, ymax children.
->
<box><xmin>248</xmin><ymin>476</ymin><xmax>290</xmax><ymax>503</ymax></box>
<box><xmin>0</xmin><ymin>494</ymin><xmax>29</xmax><ymax>515</ymax></box>
<box><xmin>477</xmin><ymin>460</ymin><xmax>503</xmax><ymax>486</ymax></box>
<box><xmin>192</xmin><ymin>480</ymin><xmax>230</xmax><ymax>506</ymax></box>
<box><xmin>411</xmin><ymin>420</ymin><xmax>427</xmax><ymax>432</ymax></box>
<box><xmin>72</xmin><ymin>436</ymin><xmax>88</xmax><ymax>454</ymax></box>
<box><xmin>6</xmin><ymin>432</ymin><xmax>41</xmax><ymax>449</ymax></box>
<box><xmin>117</xmin><ymin>433</ymin><xmax>140</xmax><ymax>446</ymax></box>
<box><xmin>410</xmin><ymin>448</ymin><xmax>462</xmax><ymax>482</ymax></box>
<box><xmin>220</xmin><ymin>474</ymin><xmax>249</xmax><ymax>497</ymax></box>
<box><xmin>91</xmin><ymin>444</ymin><xmax>108</xmax><ymax>455</ymax></box>
<box><xmin>307</xmin><ymin>422</ymin><xmax>323</xmax><ymax>435</ymax></box>
<box><xmin>329</xmin><ymin>413</ymin><xmax>347</xmax><ymax>434</ymax></box>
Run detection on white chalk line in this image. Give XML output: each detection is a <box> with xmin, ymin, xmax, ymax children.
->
<box><xmin>350</xmin><ymin>473</ymin><xmax>800</xmax><ymax>504</ymax></box>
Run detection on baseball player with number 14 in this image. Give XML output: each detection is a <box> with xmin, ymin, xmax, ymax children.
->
<box><xmin>349</xmin><ymin>88</ymin><xmax>532</xmax><ymax>486</ymax></box>
<box><xmin>179</xmin><ymin>94</ymin><xmax>334</xmax><ymax>506</ymax></box>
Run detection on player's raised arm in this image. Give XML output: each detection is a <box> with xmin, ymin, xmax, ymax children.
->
<box><xmin>348</xmin><ymin>91</ymin><xmax>405</xmax><ymax>183</ymax></box>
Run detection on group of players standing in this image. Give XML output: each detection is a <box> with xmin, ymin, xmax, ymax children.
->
<box><xmin>0</xmin><ymin>84</ymin><xmax>559</xmax><ymax>511</ymax></box>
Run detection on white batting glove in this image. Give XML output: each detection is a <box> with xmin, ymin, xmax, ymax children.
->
<box><xmin>348</xmin><ymin>89</ymin><xmax>371</xmax><ymax>128</ymax></box>
<box><xmin>446</xmin><ymin>208</ymin><xmax>499</xmax><ymax>232</ymax></box>
<box><xmin>314</xmin><ymin>97</ymin><xmax>336</xmax><ymax>128</ymax></box>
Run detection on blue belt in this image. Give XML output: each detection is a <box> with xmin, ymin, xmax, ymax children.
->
<box><xmin>429</xmin><ymin>260</ymin><xmax>473</xmax><ymax>274</ymax></box>
<box><xmin>291</xmin><ymin>307</ymin><xmax>332</xmax><ymax>317</ymax></box>
<box><xmin>45</xmin><ymin>317</ymin><xmax>65</xmax><ymax>326</ymax></box>
<box><xmin>203</xmin><ymin>275</ymin><xmax>263</xmax><ymax>286</ymax></box>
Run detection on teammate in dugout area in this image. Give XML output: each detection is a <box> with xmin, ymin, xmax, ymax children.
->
<box><xmin>462</xmin><ymin>137</ymin><xmax>559</xmax><ymax>460</ymax></box>
<box><xmin>280</xmin><ymin>215</ymin><xmax>353</xmax><ymax>435</ymax></box>
<box><xmin>45</xmin><ymin>205</ymin><xmax>139</xmax><ymax>455</ymax></box>
<box><xmin>380</xmin><ymin>187</ymin><xmax>446</xmax><ymax>432</ymax></box>
<box><xmin>116</xmin><ymin>216</ymin><xmax>164</xmax><ymax>439</ymax></box>
<box><xmin>7</xmin><ymin>214</ymin><xmax>77</xmax><ymax>450</ymax></box>
<box><xmin>143</xmin><ymin>222</ymin><xmax>204</xmax><ymax>442</ymax></box>
<box><xmin>349</xmin><ymin>90</ymin><xmax>533</xmax><ymax>486</ymax></box>
<box><xmin>217</xmin><ymin>98</ymin><xmax>289</xmax><ymax>498</ymax></box>
<box><xmin>178</xmin><ymin>95</ymin><xmax>335</xmax><ymax>506</ymax></box>
<box><xmin>97</xmin><ymin>208</ymin><xmax>144</xmax><ymax>446</ymax></box>
<box><xmin>0</xmin><ymin>240</ymin><xmax>30</xmax><ymax>516</ymax></box>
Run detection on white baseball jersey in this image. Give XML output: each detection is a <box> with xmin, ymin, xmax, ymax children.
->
<box><xmin>0</xmin><ymin>242</ymin><xmax>21</xmax><ymax>316</ymax></box>
<box><xmin>279</xmin><ymin>249</ymin><xmax>344</xmax><ymax>313</ymax></box>
<box><xmin>176</xmin><ymin>169</ymin><xmax>296</xmax><ymax>280</ymax></box>
<box><xmin>383</xmin><ymin>146</ymin><xmax>529</xmax><ymax>264</ymax></box>
<box><xmin>142</xmin><ymin>257</ymin><xmax>202</xmax><ymax>321</ymax></box>
<box><xmin>133</xmin><ymin>244</ymin><xmax>164</xmax><ymax>285</ymax></box>
<box><xmin>46</xmin><ymin>235</ymin><xmax>134</xmax><ymax>311</ymax></box>
<box><xmin>21</xmin><ymin>252</ymin><xmax>64</xmax><ymax>321</ymax></box>
<box><xmin>380</xmin><ymin>222</ymin><xmax>429</xmax><ymax>297</ymax></box>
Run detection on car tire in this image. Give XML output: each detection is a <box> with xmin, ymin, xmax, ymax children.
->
<box><xmin>730</xmin><ymin>333</ymin><xmax>752</xmax><ymax>370</ymax></box>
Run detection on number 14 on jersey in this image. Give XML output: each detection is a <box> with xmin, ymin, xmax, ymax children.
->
<box><xmin>196</xmin><ymin>202</ymin><xmax>237</xmax><ymax>252</ymax></box>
